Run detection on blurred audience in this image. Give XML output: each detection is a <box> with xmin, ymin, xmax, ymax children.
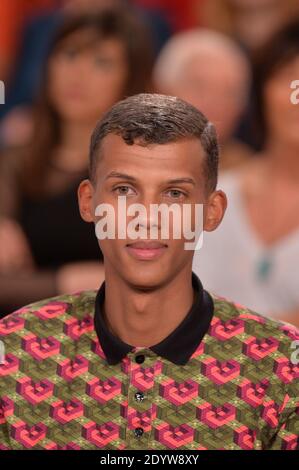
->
<box><xmin>200</xmin><ymin>0</ymin><xmax>299</xmax><ymax>151</ymax></box>
<box><xmin>0</xmin><ymin>8</ymin><xmax>153</xmax><ymax>315</ymax></box>
<box><xmin>132</xmin><ymin>0</ymin><xmax>202</xmax><ymax>32</ymax></box>
<box><xmin>0</xmin><ymin>0</ymin><xmax>59</xmax><ymax>82</ymax></box>
<box><xmin>201</xmin><ymin>0</ymin><xmax>299</xmax><ymax>54</ymax></box>
<box><xmin>1</xmin><ymin>1</ymin><xmax>299</xmax><ymax>327</ymax></box>
<box><xmin>193</xmin><ymin>20</ymin><xmax>299</xmax><ymax>326</ymax></box>
<box><xmin>0</xmin><ymin>0</ymin><xmax>170</xmax><ymax>129</ymax></box>
<box><xmin>154</xmin><ymin>29</ymin><xmax>253</xmax><ymax>170</ymax></box>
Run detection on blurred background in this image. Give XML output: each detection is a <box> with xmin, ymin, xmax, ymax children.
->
<box><xmin>0</xmin><ymin>0</ymin><xmax>299</xmax><ymax>326</ymax></box>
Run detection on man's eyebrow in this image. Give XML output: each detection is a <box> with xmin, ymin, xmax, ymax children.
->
<box><xmin>166</xmin><ymin>178</ymin><xmax>196</xmax><ymax>186</ymax></box>
<box><xmin>105</xmin><ymin>173</ymin><xmax>196</xmax><ymax>185</ymax></box>
<box><xmin>105</xmin><ymin>171</ymin><xmax>137</xmax><ymax>181</ymax></box>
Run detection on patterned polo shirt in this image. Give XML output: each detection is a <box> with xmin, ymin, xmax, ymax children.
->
<box><xmin>0</xmin><ymin>273</ymin><xmax>298</xmax><ymax>450</ymax></box>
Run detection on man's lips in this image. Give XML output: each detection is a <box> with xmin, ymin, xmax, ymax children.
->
<box><xmin>125</xmin><ymin>241</ymin><xmax>168</xmax><ymax>260</ymax></box>
<box><xmin>126</xmin><ymin>241</ymin><xmax>167</xmax><ymax>249</ymax></box>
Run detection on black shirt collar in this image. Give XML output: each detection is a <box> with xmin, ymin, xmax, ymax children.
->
<box><xmin>94</xmin><ymin>272</ymin><xmax>214</xmax><ymax>366</ymax></box>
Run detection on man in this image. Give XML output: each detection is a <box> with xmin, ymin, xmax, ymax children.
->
<box><xmin>0</xmin><ymin>94</ymin><xmax>298</xmax><ymax>450</ymax></box>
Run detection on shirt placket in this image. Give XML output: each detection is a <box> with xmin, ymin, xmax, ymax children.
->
<box><xmin>122</xmin><ymin>348</ymin><xmax>161</xmax><ymax>450</ymax></box>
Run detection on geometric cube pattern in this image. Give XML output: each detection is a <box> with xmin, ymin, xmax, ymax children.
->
<box><xmin>0</xmin><ymin>291</ymin><xmax>298</xmax><ymax>450</ymax></box>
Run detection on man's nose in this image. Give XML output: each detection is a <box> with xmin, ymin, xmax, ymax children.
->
<box><xmin>130</xmin><ymin>194</ymin><xmax>161</xmax><ymax>232</ymax></box>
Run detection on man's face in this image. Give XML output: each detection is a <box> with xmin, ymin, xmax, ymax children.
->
<box><xmin>79</xmin><ymin>133</ymin><xmax>226</xmax><ymax>289</ymax></box>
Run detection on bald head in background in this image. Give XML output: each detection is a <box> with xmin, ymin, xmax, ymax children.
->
<box><xmin>154</xmin><ymin>29</ymin><xmax>251</xmax><ymax>159</ymax></box>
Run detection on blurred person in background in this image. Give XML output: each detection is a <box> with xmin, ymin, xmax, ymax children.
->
<box><xmin>0</xmin><ymin>8</ymin><xmax>153</xmax><ymax>316</ymax></box>
<box><xmin>0</xmin><ymin>0</ymin><xmax>122</xmax><ymax>145</ymax></box>
<box><xmin>153</xmin><ymin>29</ymin><xmax>253</xmax><ymax>170</ymax></box>
<box><xmin>201</xmin><ymin>0</ymin><xmax>299</xmax><ymax>54</ymax></box>
<box><xmin>193</xmin><ymin>20</ymin><xmax>299</xmax><ymax>327</ymax></box>
<box><xmin>0</xmin><ymin>0</ymin><xmax>170</xmax><ymax>138</ymax></box>
<box><xmin>199</xmin><ymin>0</ymin><xmax>299</xmax><ymax>151</ymax></box>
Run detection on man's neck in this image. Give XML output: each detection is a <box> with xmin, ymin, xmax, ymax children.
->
<box><xmin>103</xmin><ymin>267</ymin><xmax>195</xmax><ymax>348</ymax></box>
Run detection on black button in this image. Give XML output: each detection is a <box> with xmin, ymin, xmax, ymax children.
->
<box><xmin>135</xmin><ymin>354</ymin><xmax>145</xmax><ymax>364</ymax></box>
<box><xmin>135</xmin><ymin>391</ymin><xmax>144</xmax><ymax>402</ymax></box>
<box><xmin>134</xmin><ymin>427</ymin><xmax>144</xmax><ymax>438</ymax></box>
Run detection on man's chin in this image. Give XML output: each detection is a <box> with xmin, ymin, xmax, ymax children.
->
<box><xmin>120</xmin><ymin>266</ymin><xmax>170</xmax><ymax>292</ymax></box>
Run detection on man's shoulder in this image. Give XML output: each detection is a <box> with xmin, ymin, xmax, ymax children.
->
<box><xmin>0</xmin><ymin>290</ymin><xmax>98</xmax><ymax>339</ymax></box>
<box><xmin>210</xmin><ymin>291</ymin><xmax>299</xmax><ymax>346</ymax></box>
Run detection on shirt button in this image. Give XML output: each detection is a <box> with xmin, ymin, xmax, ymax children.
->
<box><xmin>135</xmin><ymin>354</ymin><xmax>145</xmax><ymax>364</ymax></box>
<box><xmin>134</xmin><ymin>427</ymin><xmax>144</xmax><ymax>438</ymax></box>
<box><xmin>135</xmin><ymin>391</ymin><xmax>145</xmax><ymax>402</ymax></box>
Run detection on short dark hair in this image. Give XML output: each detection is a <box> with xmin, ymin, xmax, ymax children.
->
<box><xmin>89</xmin><ymin>93</ymin><xmax>219</xmax><ymax>192</ymax></box>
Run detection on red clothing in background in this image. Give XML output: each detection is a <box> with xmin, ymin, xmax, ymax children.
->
<box><xmin>132</xmin><ymin>0</ymin><xmax>203</xmax><ymax>32</ymax></box>
<box><xmin>0</xmin><ymin>0</ymin><xmax>59</xmax><ymax>79</ymax></box>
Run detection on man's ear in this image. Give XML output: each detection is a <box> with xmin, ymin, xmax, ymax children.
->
<box><xmin>204</xmin><ymin>189</ymin><xmax>227</xmax><ymax>232</ymax></box>
<box><xmin>78</xmin><ymin>179</ymin><xmax>95</xmax><ymax>223</ymax></box>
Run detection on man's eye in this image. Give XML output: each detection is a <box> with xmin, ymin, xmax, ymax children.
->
<box><xmin>165</xmin><ymin>189</ymin><xmax>186</xmax><ymax>199</ymax></box>
<box><xmin>114</xmin><ymin>186</ymin><xmax>135</xmax><ymax>196</ymax></box>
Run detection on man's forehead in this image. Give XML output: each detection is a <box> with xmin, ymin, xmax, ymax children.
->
<box><xmin>98</xmin><ymin>133</ymin><xmax>204</xmax><ymax>165</ymax></box>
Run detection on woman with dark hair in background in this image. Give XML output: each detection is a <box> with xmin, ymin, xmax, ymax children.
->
<box><xmin>193</xmin><ymin>20</ymin><xmax>299</xmax><ymax>326</ymax></box>
<box><xmin>0</xmin><ymin>8</ymin><xmax>153</xmax><ymax>315</ymax></box>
